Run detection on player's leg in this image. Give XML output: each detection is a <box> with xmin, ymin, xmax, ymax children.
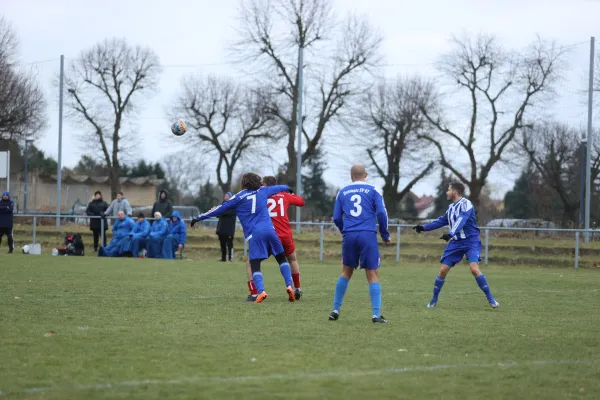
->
<box><xmin>428</xmin><ymin>264</ymin><xmax>452</xmax><ymax>308</ymax></box>
<box><xmin>428</xmin><ymin>243</ymin><xmax>462</xmax><ymax>308</ymax></box>
<box><xmin>329</xmin><ymin>233</ymin><xmax>358</xmax><ymax>321</ymax></box>
<box><xmin>92</xmin><ymin>229</ymin><xmax>100</xmax><ymax>252</ymax></box>
<box><xmin>467</xmin><ymin>241</ymin><xmax>499</xmax><ymax>308</ymax></box>
<box><xmin>361</xmin><ymin>232</ymin><xmax>386</xmax><ymax>323</ymax></box>
<box><xmin>245</xmin><ymin>259</ymin><xmax>258</xmax><ymax>301</ymax></box>
<box><xmin>248</xmin><ymin>233</ymin><xmax>270</xmax><ymax>303</ymax></box>
<box><xmin>249</xmin><ymin>258</ymin><xmax>268</xmax><ymax>303</ymax></box>
<box><xmin>287</xmin><ymin>251</ymin><xmax>302</xmax><ymax>299</ymax></box>
<box><xmin>274</xmin><ymin>252</ymin><xmax>295</xmax><ymax>302</ymax></box>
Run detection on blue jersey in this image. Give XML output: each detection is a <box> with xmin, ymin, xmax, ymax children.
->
<box><xmin>333</xmin><ymin>182</ymin><xmax>390</xmax><ymax>241</ymax></box>
<box><xmin>424</xmin><ymin>197</ymin><xmax>480</xmax><ymax>241</ymax></box>
<box><xmin>197</xmin><ymin>185</ymin><xmax>290</xmax><ymax>239</ymax></box>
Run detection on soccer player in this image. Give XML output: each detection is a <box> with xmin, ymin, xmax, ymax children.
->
<box><xmin>191</xmin><ymin>173</ymin><xmax>296</xmax><ymax>303</ymax></box>
<box><xmin>329</xmin><ymin>164</ymin><xmax>390</xmax><ymax>324</ymax></box>
<box><xmin>244</xmin><ymin>176</ymin><xmax>305</xmax><ymax>302</ymax></box>
<box><xmin>413</xmin><ymin>182</ymin><xmax>499</xmax><ymax>309</ymax></box>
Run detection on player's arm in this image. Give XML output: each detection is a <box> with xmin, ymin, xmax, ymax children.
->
<box><xmin>262</xmin><ymin>185</ymin><xmax>290</xmax><ymax>197</ymax></box>
<box><xmin>374</xmin><ymin>191</ymin><xmax>390</xmax><ymax>242</ymax></box>
<box><xmin>333</xmin><ymin>192</ymin><xmax>343</xmax><ymax>232</ymax></box>
<box><xmin>421</xmin><ymin>212</ymin><xmax>449</xmax><ymax>232</ymax></box>
<box><xmin>196</xmin><ymin>197</ymin><xmax>239</xmax><ymax>221</ymax></box>
<box><xmin>285</xmin><ymin>193</ymin><xmax>306</xmax><ymax>207</ymax></box>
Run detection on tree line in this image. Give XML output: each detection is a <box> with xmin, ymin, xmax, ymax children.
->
<box><xmin>1</xmin><ymin>1</ymin><xmax>600</xmax><ymax>226</ymax></box>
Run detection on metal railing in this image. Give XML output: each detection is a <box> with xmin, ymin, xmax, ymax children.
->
<box><xmin>12</xmin><ymin>214</ymin><xmax>600</xmax><ymax>269</ymax></box>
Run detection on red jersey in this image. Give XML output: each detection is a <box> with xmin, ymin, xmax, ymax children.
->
<box><xmin>267</xmin><ymin>192</ymin><xmax>305</xmax><ymax>237</ymax></box>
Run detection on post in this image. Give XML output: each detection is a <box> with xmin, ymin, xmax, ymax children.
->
<box><xmin>585</xmin><ymin>37</ymin><xmax>595</xmax><ymax>243</ymax></box>
<box><xmin>244</xmin><ymin>238</ymin><xmax>248</xmax><ymax>257</ymax></box>
<box><xmin>100</xmin><ymin>217</ymin><xmax>105</xmax><ymax>248</ymax></box>
<box><xmin>319</xmin><ymin>223</ymin><xmax>324</xmax><ymax>263</ymax></box>
<box><xmin>575</xmin><ymin>231</ymin><xmax>580</xmax><ymax>270</ymax></box>
<box><xmin>23</xmin><ymin>140</ymin><xmax>31</xmax><ymax>212</ymax></box>
<box><xmin>33</xmin><ymin>215</ymin><xmax>37</xmax><ymax>244</ymax></box>
<box><xmin>484</xmin><ymin>228</ymin><xmax>489</xmax><ymax>266</ymax></box>
<box><xmin>396</xmin><ymin>225</ymin><xmax>401</xmax><ymax>263</ymax></box>
<box><xmin>295</xmin><ymin>45</ymin><xmax>304</xmax><ymax>235</ymax></box>
<box><xmin>56</xmin><ymin>54</ymin><xmax>64</xmax><ymax>229</ymax></box>
<box><xmin>6</xmin><ymin>150</ymin><xmax>9</xmax><ymax>193</ymax></box>
<box><xmin>579</xmin><ymin>137</ymin><xmax>586</xmax><ymax>228</ymax></box>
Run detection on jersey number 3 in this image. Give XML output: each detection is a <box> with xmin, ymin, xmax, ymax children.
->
<box><xmin>268</xmin><ymin>198</ymin><xmax>285</xmax><ymax>217</ymax></box>
<box><xmin>350</xmin><ymin>194</ymin><xmax>362</xmax><ymax>217</ymax></box>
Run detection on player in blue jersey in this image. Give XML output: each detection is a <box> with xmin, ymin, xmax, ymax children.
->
<box><xmin>329</xmin><ymin>164</ymin><xmax>391</xmax><ymax>323</ymax></box>
<box><xmin>191</xmin><ymin>173</ymin><xmax>296</xmax><ymax>303</ymax></box>
<box><xmin>413</xmin><ymin>182</ymin><xmax>499</xmax><ymax>309</ymax></box>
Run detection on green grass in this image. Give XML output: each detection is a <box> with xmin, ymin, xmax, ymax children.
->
<box><xmin>1</xmin><ymin>255</ymin><xmax>599</xmax><ymax>399</ymax></box>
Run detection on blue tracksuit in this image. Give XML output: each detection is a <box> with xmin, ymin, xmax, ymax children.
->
<box><xmin>98</xmin><ymin>217</ymin><xmax>135</xmax><ymax>257</ymax></box>
<box><xmin>147</xmin><ymin>218</ymin><xmax>168</xmax><ymax>258</ymax></box>
<box><xmin>121</xmin><ymin>219</ymin><xmax>150</xmax><ymax>257</ymax></box>
<box><xmin>162</xmin><ymin>211</ymin><xmax>187</xmax><ymax>259</ymax></box>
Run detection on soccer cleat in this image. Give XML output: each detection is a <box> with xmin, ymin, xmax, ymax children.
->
<box><xmin>8</xmin><ymin>249</ymin><xmax>14</xmax><ymax>254</ymax></box>
<box><xmin>427</xmin><ymin>299</ymin><xmax>437</xmax><ymax>308</ymax></box>
<box><xmin>294</xmin><ymin>288</ymin><xmax>302</xmax><ymax>300</ymax></box>
<box><xmin>372</xmin><ymin>315</ymin><xmax>388</xmax><ymax>323</ymax></box>
<box><xmin>329</xmin><ymin>310</ymin><xmax>339</xmax><ymax>321</ymax></box>
<box><xmin>254</xmin><ymin>292</ymin><xmax>268</xmax><ymax>303</ymax></box>
<box><xmin>286</xmin><ymin>286</ymin><xmax>296</xmax><ymax>302</ymax></box>
<box><xmin>246</xmin><ymin>294</ymin><xmax>257</xmax><ymax>302</ymax></box>
<box><xmin>490</xmin><ymin>300</ymin><xmax>500</xmax><ymax>309</ymax></box>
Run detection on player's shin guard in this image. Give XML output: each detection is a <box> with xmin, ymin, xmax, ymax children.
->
<box><xmin>432</xmin><ymin>276</ymin><xmax>445</xmax><ymax>301</ymax></box>
<box><xmin>252</xmin><ymin>272</ymin><xmax>265</xmax><ymax>294</ymax></box>
<box><xmin>247</xmin><ymin>280</ymin><xmax>258</xmax><ymax>295</ymax></box>
<box><xmin>332</xmin><ymin>276</ymin><xmax>349</xmax><ymax>312</ymax></box>
<box><xmin>475</xmin><ymin>274</ymin><xmax>495</xmax><ymax>302</ymax></box>
<box><xmin>368</xmin><ymin>282</ymin><xmax>382</xmax><ymax>318</ymax></box>
<box><xmin>279</xmin><ymin>262</ymin><xmax>293</xmax><ymax>288</ymax></box>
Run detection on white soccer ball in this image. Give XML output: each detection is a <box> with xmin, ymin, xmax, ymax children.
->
<box><xmin>52</xmin><ymin>248</ymin><xmax>59</xmax><ymax>256</ymax></box>
<box><xmin>22</xmin><ymin>245</ymin><xmax>30</xmax><ymax>254</ymax></box>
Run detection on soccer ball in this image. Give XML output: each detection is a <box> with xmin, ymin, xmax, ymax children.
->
<box><xmin>22</xmin><ymin>245</ymin><xmax>30</xmax><ymax>254</ymax></box>
<box><xmin>171</xmin><ymin>119</ymin><xmax>187</xmax><ymax>136</ymax></box>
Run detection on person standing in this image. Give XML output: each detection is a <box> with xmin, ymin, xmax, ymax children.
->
<box><xmin>0</xmin><ymin>191</ymin><xmax>15</xmax><ymax>253</ymax></box>
<box><xmin>151</xmin><ymin>189</ymin><xmax>173</xmax><ymax>220</ymax></box>
<box><xmin>86</xmin><ymin>191</ymin><xmax>109</xmax><ymax>252</ymax></box>
<box><xmin>105</xmin><ymin>191</ymin><xmax>132</xmax><ymax>224</ymax></box>
<box><xmin>216</xmin><ymin>192</ymin><xmax>236</xmax><ymax>262</ymax></box>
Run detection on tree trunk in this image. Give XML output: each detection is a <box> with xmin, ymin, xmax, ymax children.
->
<box><xmin>468</xmin><ymin>182</ymin><xmax>483</xmax><ymax>209</ymax></box>
<box><xmin>382</xmin><ymin>183</ymin><xmax>398</xmax><ymax>216</ymax></box>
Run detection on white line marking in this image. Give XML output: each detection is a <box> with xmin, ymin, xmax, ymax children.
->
<box><xmin>2</xmin><ymin>359</ymin><xmax>598</xmax><ymax>396</ymax></box>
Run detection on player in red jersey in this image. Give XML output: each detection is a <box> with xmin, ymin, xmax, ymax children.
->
<box><xmin>245</xmin><ymin>176</ymin><xmax>305</xmax><ymax>301</ymax></box>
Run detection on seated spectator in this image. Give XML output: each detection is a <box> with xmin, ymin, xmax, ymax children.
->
<box><xmin>98</xmin><ymin>211</ymin><xmax>135</xmax><ymax>257</ymax></box>
<box><xmin>162</xmin><ymin>211</ymin><xmax>186</xmax><ymax>259</ymax></box>
<box><xmin>147</xmin><ymin>212</ymin><xmax>168</xmax><ymax>258</ymax></box>
<box><xmin>121</xmin><ymin>213</ymin><xmax>150</xmax><ymax>258</ymax></box>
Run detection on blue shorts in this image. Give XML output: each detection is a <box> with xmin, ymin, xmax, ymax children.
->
<box><xmin>440</xmin><ymin>239</ymin><xmax>482</xmax><ymax>267</ymax></box>
<box><xmin>342</xmin><ymin>231</ymin><xmax>380</xmax><ymax>270</ymax></box>
<box><xmin>247</xmin><ymin>229</ymin><xmax>285</xmax><ymax>261</ymax></box>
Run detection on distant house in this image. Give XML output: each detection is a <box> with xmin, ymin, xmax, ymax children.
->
<box><xmin>10</xmin><ymin>173</ymin><xmax>164</xmax><ymax>212</ymax></box>
<box><xmin>413</xmin><ymin>194</ymin><xmax>435</xmax><ymax>219</ymax></box>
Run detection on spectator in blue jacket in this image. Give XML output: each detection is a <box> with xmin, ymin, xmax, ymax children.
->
<box><xmin>147</xmin><ymin>212</ymin><xmax>168</xmax><ymax>258</ymax></box>
<box><xmin>98</xmin><ymin>211</ymin><xmax>135</xmax><ymax>257</ymax></box>
<box><xmin>121</xmin><ymin>213</ymin><xmax>150</xmax><ymax>257</ymax></box>
<box><xmin>162</xmin><ymin>211</ymin><xmax>186</xmax><ymax>259</ymax></box>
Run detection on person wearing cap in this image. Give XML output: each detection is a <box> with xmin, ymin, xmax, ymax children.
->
<box><xmin>86</xmin><ymin>191</ymin><xmax>109</xmax><ymax>252</ymax></box>
<box><xmin>216</xmin><ymin>191</ymin><xmax>237</xmax><ymax>262</ymax></box>
<box><xmin>0</xmin><ymin>191</ymin><xmax>15</xmax><ymax>253</ymax></box>
<box><xmin>122</xmin><ymin>213</ymin><xmax>151</xmax><ymax>257</ymax></box>
<box><xmin>147</xmin><ymin>211</ymin><xmax>168</xmax><ymax>258</ymax></box>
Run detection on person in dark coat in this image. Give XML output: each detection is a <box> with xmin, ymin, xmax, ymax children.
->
<box><xmin>86</xmin><ymin>191</ymin><xmax>109</xmax><ymax>252</ymax></box>
<box><xmin>216</xmin><ymin>192</ymin><xmax>236</xmax><ymax>262</ymax></box>
<box><xmin>0</xmin><ymin>191</ymin><xmax>15</xmax><ymax>253</ymax></box>
<box><xmin>151</xmin><ymin>189</ymin><xmax>173</xmax><ymax>221</ymax></box>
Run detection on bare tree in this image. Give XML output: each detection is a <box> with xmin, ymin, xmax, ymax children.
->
<box><xmin>0</xmin><ymin>16</ymin><xmax>46</xmax><ymax>141</ymax></box>
<box><xmin>233</xmin><ymin>0</ymin><xmax>382</xmax><ymax>186</ymax></box>
<box><xmin>171</xmin><ymin>75</ymin><xmax>276</xmax><ymax>194</ymax></box>
<box><xmin>65</xmin><ymin>38</ymin><xmax>161</xmax><ymax>199</ymax></box>
<box><xmin>521</xmin><ymin>122</ymin><xmax>600</xmax><ymax>226</ymax></box>
<box><xmin>420</xmin><ymin>34</ymin><xmax>565</xmax><ymax>207</ymax></box>
<box><xmin>359</xmin><ymin>76</ymin><xmax>437</xmax><ymax>214</ymax></box>
<box><xmin>161</xmin><ymin>152</ymin><xmax>206</xmax><ymax>204</ymax></box>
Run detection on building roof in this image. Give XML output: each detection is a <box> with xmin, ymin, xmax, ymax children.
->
<box><xmin>38</xmin><ymin>173</ymin><xmax>164</xmax><ymax>186</ymax></box>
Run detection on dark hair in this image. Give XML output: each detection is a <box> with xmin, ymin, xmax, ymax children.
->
<box><xmin>137</xmin><ymin>212</ymin><xmax>145</xmax><ymax>219</ymax></box>
<box><xmin>262</xmin><ymin>176</ymin><xmax>277</xmax><ymax>186</ymax></box>
<box><xmin>449</xmin><ymin>182</ymin><xmax>465</xmax><ymax>196</ymax></box>
<box><xmin>241</xmin><ymin>173</ymin><xmax>262</xmax><ymax>190</ymax></box>
<box><xmin>94</xmin><ymin>190</ymin><xmax>102</xmax><ymax>197</ymax></box>
<box><xmin>117</xmin><ymin>191</ymin><xmax>124</xmax><ymax>196</ymax></box>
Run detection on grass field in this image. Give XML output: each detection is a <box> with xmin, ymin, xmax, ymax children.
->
<box><xmin>1</xmin><ymin>254</ymin><xmax>599</xmax><ymax>399</ymax></box>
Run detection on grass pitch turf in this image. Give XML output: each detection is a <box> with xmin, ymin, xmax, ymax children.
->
<box><xmin>1</xmin><ymin>254</ymin><xmax>599</xmax><ymax>399</ymax></box>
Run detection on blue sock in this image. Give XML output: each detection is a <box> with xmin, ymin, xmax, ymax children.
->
<box><xmin>279</xmin><ymin>262</ymin><xmax>293</xmax><ymax>287</ymax></box>
<box><xmin>475</xmin><ymin>274</ymin><xmax>494</xmax><ymax>302</ymax></box>
<box><xmin>432</xmin><ymin>276</ymin><xmax>445</xmax><ymax>301</ymax></box>
<box><xmin>369</xmin><ymin>282</ymin><xmax>382</xmax><ymax>317</ymax></box>
<box><xmin>333</xmin><ymin>276</ymin><xmax>349</xmax><ymax>312</ymax></box>
<box><xmin>253</xmin><ymin>272</ymin><xmax>265</xmax><ymax>294</ymax></box>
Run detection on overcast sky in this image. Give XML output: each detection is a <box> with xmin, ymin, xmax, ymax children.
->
<box><xmin>3</xmin><ymin>0</ymin><xmax>599</xmax><ymax>199</ymax></box>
